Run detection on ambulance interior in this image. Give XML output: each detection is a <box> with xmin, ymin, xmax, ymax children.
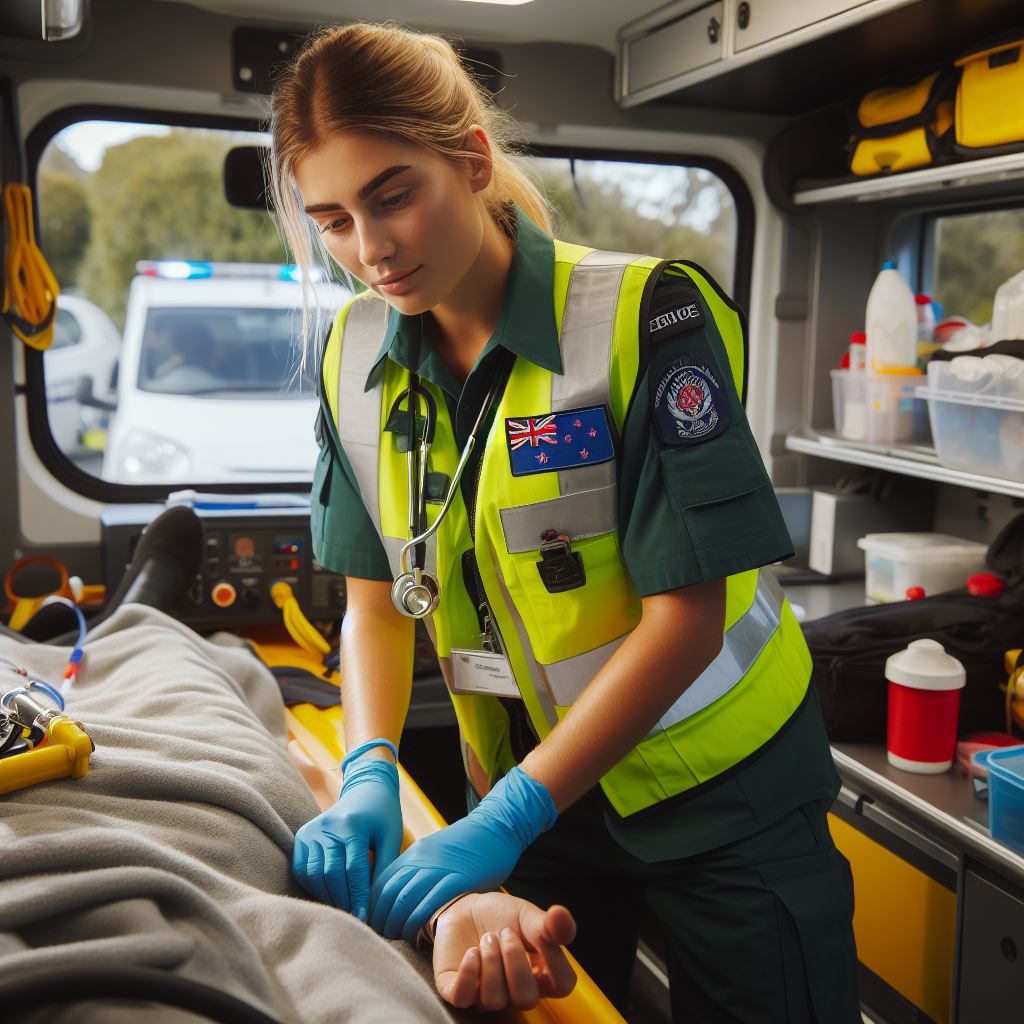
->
<box><xmin>2</xmin><ymin>1</ymin><xmax>1024</xmax><ymax>1021</ymax></box>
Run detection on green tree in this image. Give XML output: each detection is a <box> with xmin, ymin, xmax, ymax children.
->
<box><xmin>933</xmin><ymin>209</ymin><xmax>1024</xmax><ymax>326</ymax></box>
<box><xmin>79</xmin><ymin>130</ymin><xmax>287</xmax><ymax>325</ymax></box>
<box><xmin>38</xmin><ymin>170</ymin><xmax>91</xmax><ymax>289</ymax></box>
<box><xmin>534</xmin><ymin>160</ymin><xmax>737</xmax><ymax>289</ymax></box>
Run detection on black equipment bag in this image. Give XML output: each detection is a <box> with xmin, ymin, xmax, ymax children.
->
<box><xmin>802</xmin><ymin>512</ymin><xmax>1024</xmax><ymax>742</ymax></box>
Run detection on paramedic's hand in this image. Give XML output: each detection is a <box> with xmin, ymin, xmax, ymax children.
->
<box><xmin>370</xmin><ymin>766</ymin><xmax>557</xmax><ymax>944</ymax></box>
<box><xmin>292</xmin><ymin>754</ymin><xmax>402</xmax><ymax>922</ymax></box>
<box><xmin>433</xmin><ymin>893</ymin><xmax>577</xmax><ymax>1011</ymax></box>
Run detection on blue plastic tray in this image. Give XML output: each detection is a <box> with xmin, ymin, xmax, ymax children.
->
<box><xmin>978</xmin><ymin>746</ymin><xmax>1024</xmax><ymax>857</ymax></box>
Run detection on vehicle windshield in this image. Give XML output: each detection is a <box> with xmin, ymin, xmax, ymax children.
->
<box><xmin>137</xmin><ymin>306</ymin><xmax>315</xmax><ymax>397</ymax></box>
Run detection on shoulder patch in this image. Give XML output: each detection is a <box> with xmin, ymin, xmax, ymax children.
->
<box><xmin>648</xmin><ymin>287</ymin><xmax>705</xmax><ymax>343</ymax></box>
<box><xmin>651</xmin><ymin>356</ymin><xmax>731</xmax><ymax>447</ymax></box>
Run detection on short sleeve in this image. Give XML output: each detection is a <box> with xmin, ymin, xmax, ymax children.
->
<box><xmin>618</xmin><ymin>269</ymin><xmax>794</xmax><ymax>596</ymax></box>
<box><xmin>310</xmin><ymin>396</ymin><xmax>393</xmax><ymax>582</ymax></box>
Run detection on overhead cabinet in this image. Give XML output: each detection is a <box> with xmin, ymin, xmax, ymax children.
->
<box><xmin>617</xmin><ymin>0</ymin><xmax>915</xmax><ymax>107</ymax></box>
<box><xmin>624</xmin><ymin>1</ymin><xmax>724</xmax><ymax>96</ymax></box>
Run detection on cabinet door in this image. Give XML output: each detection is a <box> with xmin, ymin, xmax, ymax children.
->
<box><xmin>958</xmin><ymin>869</ymin><xmax>1024</xmax><ymax>1024</ymax></box>
<box><xmin>626</xmin><ymin>1</ymin><xmax>724</xmax><ymax>95</ymax></box>
<box><xmin>733</xmin><ymin>0</ymin><xmax>870</xmax><ymax>53</ymax></box>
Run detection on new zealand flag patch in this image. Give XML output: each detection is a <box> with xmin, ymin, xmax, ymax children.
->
<box><xmin>652</xmin><ymin>357</ymin><xmax>731</xmax><ymax>447</ymax></box>
<box><xmin>505</xmin><ymin>404</ymin><xmax>615</xmax><ymax>476</ymax></box>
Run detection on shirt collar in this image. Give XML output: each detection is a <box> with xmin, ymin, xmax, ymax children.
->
<box><xmin>363</xmin><ymin>204</ymin><xmax>562</xmax><ymax>393</ymax></box>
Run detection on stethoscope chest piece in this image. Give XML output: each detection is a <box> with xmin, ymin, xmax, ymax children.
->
<box><xmin>391</xmin><ymin>571</ymin><xmax>440</xmax><ymax>619</ymax></box>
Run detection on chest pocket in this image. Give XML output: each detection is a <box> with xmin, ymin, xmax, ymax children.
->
<box><xmin>497</xmin><ymin>480</ymin><xmax>641</xmax><ymax>671</ymax></box>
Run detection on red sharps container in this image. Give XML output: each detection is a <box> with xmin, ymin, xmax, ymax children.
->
<box><xmin>886</xmin><ymin>639</ymin><xmax>966</xmax><ymax>774</ymax></box>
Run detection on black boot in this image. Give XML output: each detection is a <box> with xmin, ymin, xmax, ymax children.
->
<box><xmin>22</xmin><ymin>506</ymin><xmax>203</xmax><ymax>644</ymax></box>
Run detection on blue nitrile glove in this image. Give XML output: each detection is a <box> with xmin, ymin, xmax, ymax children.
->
<box><xmin>369</xmin><ymin>765</ymin><xmax>557</xmax><ymax>944</ymax></box>
<box><xmin>292</xmin><ymin>754</ymin><xmax>402</xmax><ymax>922</ymax></box>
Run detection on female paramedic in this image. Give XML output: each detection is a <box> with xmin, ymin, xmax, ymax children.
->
<box><xmin>271</xmin><ymin>22</ymin><xmax>860</xmax><ymax>1023</ymax></box>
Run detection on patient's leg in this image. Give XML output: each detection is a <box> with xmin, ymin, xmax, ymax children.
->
<box><xmin>0</xmin><ymin>607</ymin><xmax>456</xmax><ymax>1024</ymax></box>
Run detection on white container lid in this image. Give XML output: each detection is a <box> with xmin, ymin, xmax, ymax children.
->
<box><xmin>856</xmin><ymin>532</ymin><xmax>988</xmax><ymax>560</ymax></box>
<box><xmin>886</xmin><ymin>639</ymin><xmax>966</xmax><ymax>691</ymax></box>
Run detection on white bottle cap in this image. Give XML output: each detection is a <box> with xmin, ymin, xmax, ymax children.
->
<box><xmin>885</xmin><ymin>639</ymin><xmax>966</xmax><ymax>692</ymax></box>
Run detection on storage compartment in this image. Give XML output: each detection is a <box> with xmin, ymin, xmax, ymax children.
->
<box><xmin>918</xmin><ymin>386</ymin><xmax>1024</xmax><ymax>482</ymax></box>
<box><xmin>985</xmin><ymin>747</ymin><xmax>1024</xmax><ymax>857</ymax></box>
<box><xmin>855</xmin><ymin>532</ymin><xmax>988</xmax><ymax>603</ymax></box>
<box><xmin>733</xmin><ymin>0</ymin><xmax>869</xmax><ymax>53</ymax></box>
<box><xmin>957</xmin><ymin>869</ymin><xmax>1024</xmax><ymax>1024</ymax></box>
<box><xmin>625</xmin><ymin>2</ymin><xmax>724</xmax><ymax>96</ymax></box>
<box><xmin>831</xmin><ymin>369</ymin><xmax>930</xmax><ymax>444</ymax></box>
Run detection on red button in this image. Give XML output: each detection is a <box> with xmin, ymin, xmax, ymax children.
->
<box><xmin>212</xmin><ymin>582</ymin><xmax>237</xmax><ymax>607</ymax></box>
<box><xmin>967</xmin><ymin>573</ymin><xmax>1004</xmax><ymax>598</ymax></box>
<box><xmin>905</xmin><ymin>586</ymin><xmax>926</xmax><ymax>601</ymax></box>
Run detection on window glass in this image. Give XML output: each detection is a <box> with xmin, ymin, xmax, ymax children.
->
<box><xmin>50</xmin><ymin>308</ymin><xmax>82</xmax><ymax>350</ymax></box>
<box><xmin>36</xmin><ymin>120</ymin><xmax>343</xmax><ymax>482</ymax></box>
<box><xmin>527</xmin><ymin>157</ymin><xmax>738</xmax><ymax>291</ymax></box>
<box><xmin>36</xmin><ymin>120</ymin><xmax>739</xmax><ymax>486</ymax></box>
<box><xmin>931</xmin><ymin>208</ymin><xmax>1024</xmax><ymax>326</ymax></box>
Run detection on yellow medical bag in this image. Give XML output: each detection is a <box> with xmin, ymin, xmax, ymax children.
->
<box><xmin>848</xmin><ymin>71</ymin><xmax>955</xmax><ymax>176</ymax></box>
<box><xmin>954</xmin><ymin>38</ymin><xmax>1024</xmax><ymax>156</ymax></box>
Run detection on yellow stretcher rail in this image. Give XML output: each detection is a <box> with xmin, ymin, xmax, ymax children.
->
<box><xmin>253</xmin><ymin>636</ymin><xmax>624</xmax><ymax>1023</ymax></box>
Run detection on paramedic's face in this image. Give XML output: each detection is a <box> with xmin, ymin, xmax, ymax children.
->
<box><xmin>294</xmin><ymin>132</ymin><xmax>487</xmax><ymax>315</ymax></box>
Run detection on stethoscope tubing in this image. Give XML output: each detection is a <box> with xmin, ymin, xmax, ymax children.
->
<box><xmin>396</xmin><ymin>368</ymin><xmax>506</xmax><ymax>578</ymax></box>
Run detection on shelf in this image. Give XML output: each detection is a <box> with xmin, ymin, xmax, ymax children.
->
<box><xmin>785</xmin><ymin>431</ymin><xmax>1024</xmax><ymax>499</ymax></box>
<box><xmin>793</xmin><ymin>151</ymin><xmax>1024</xmax><ymax>206</ymax></box>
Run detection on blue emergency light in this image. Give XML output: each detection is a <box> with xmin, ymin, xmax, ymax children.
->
<box><xmin>135</xmin><ymin>260</ymin><xmax>326</xmax><ymax>282</ymax></box>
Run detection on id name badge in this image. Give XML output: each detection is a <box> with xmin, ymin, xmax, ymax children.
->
<box><xmin>449</xmin><ymin>648</ymin><xmax>521</xmax><ymax>699</ymax></box>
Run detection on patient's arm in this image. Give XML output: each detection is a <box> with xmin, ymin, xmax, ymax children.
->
<box><xmin>431</xmin><ymin>893</ymin><xmax>577</xmax><ymax>1011</ymax></box>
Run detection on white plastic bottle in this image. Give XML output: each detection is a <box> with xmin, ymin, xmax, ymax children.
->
<box><xmin>866</xmin><ymin>262</ymin><xmax>918</xmax><ymax>371</ymax></box>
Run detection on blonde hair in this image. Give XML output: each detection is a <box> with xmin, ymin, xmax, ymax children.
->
<box><xmin>268</xmin><ymin>22</ymin><xmax>551</xmax><ymax>363</ymax></box>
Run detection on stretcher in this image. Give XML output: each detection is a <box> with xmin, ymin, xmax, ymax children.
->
<box><xmin>251</xmin><ymin>633</ymin><xmax>625</xmax><ymax>1024</ymax></box>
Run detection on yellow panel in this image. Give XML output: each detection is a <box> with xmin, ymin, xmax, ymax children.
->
<box><xmin>829</xmin><ymin>813</ymin><xmax>956</xmax><ymax>1023</ymax></box>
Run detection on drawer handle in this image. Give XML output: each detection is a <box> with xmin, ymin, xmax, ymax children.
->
<box><xmin>707</xmin><ymin>15</ymin><xmax>720</xmax><ymax>44</ymax></box>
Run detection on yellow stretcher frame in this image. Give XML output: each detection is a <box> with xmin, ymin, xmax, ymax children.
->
<box><xmin>250</xmin><ymin>635</ymin><xmax>625</xmax><ymax>1024</ymax></box>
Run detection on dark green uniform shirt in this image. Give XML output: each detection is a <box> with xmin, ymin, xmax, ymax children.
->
<box><xmin>312</xmin><ymin>206</ymin><xmax>839</xmax><ymax>858</ymax></box>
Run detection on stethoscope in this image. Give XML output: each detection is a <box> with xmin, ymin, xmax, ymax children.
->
<box><xmin>389</xmin><ymin>363</ymin><xmax>508</xmax><ymax>619</ymax></box>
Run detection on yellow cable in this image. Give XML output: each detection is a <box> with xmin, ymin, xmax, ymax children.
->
<box><xmin>271</xmin><ymin>581</ymin><xmax>331</xmax><ymax>656</ymax></box>
<box><xmin>2</xmin><ymin>184</ymin><xmax>59</xmax><ymax>350</ymax></box>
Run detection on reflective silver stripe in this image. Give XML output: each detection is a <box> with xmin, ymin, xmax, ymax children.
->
<box><xmin>486</xmin><ymin>545</ymin><xmax>559</xmax><ymax>729</ymax></box>
<box><xmin>335</xmin><ymin>295</ymin><xmax>436</xmax><ymax>580</ymax></box>
<box><xmin>336</xmin><ymin>296</ymin><xmax>388</xmax><ymax>448</ymax></box>
<box><xmin>539</xmin><ymin>631</ymin><xmax>630</xmax><ymax>706</ymax></box>
<box><xmin>528</xmin><ymin>571</ymin><xmax>786</xmax><ymax>721</ymax></box>
<box><xmin>646</xmin><ymin>571</ymin><xmax>786</xmax><ymax>738</ymax></box>
<box><xmin>552</xmin><ymin>251</ymin><xmax>635</xmax><ymax>497</ymax></box>
<box><xmin>499</xmin><ymin>484</ymin><xmax>618</xmax><ymax>553</ymax></box>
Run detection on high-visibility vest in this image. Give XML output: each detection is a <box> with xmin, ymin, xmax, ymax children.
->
<box><xmin>322</xmin><ymin>241</ymin><xmax>810</xmax><ymax>817</ymax></box>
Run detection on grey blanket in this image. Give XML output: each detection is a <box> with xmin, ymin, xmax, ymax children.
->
<box><xmin>0</xmin><ymin>605</ymin><xmax>455</xmax><ymax>1023</ymax></box>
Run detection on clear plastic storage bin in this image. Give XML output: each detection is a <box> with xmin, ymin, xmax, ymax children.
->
<box><xmin>856</xmin><ymin>532</ymin><xmax>988</xmax><ymax>603</ymax></box>
<box><xmin>831</xmin><ymin>369</ymin><xmax>930</xmax><ymax>445</ymax></box>
<box><xmin>917</xmin><ymin>386</ymin><xmax>1024</xmax><ymax>483</ymax></box>
<box><xmin>982</xmin><ymin>746</ymin><xmax>1024</xmax><ymax>857</ymax></box>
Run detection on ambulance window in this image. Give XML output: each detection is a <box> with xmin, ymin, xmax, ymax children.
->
<box><xmin>930</xmin><ymin>207</ymin><xmax>1024</xmax><ymax>326</ymax></box>
<box><xmin>35</xmin><ymin>118</ymin><xmax>348</xmax><ymax>487</ymax></box>
<box><xmin>51</xmin><ymin>309</ymin><xmax>82</xmax><ymax>350</ymax></box>
<box><xmin>528</xmin><ymin>156</ymin><xmax>738</xmax><ymax>291</ymax></box>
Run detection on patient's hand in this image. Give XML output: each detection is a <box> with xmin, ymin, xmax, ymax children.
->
<box><xmin>431</xmin><ymin>892</ymin><xmax>577</xmax><ymax>1011</ymax></box>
